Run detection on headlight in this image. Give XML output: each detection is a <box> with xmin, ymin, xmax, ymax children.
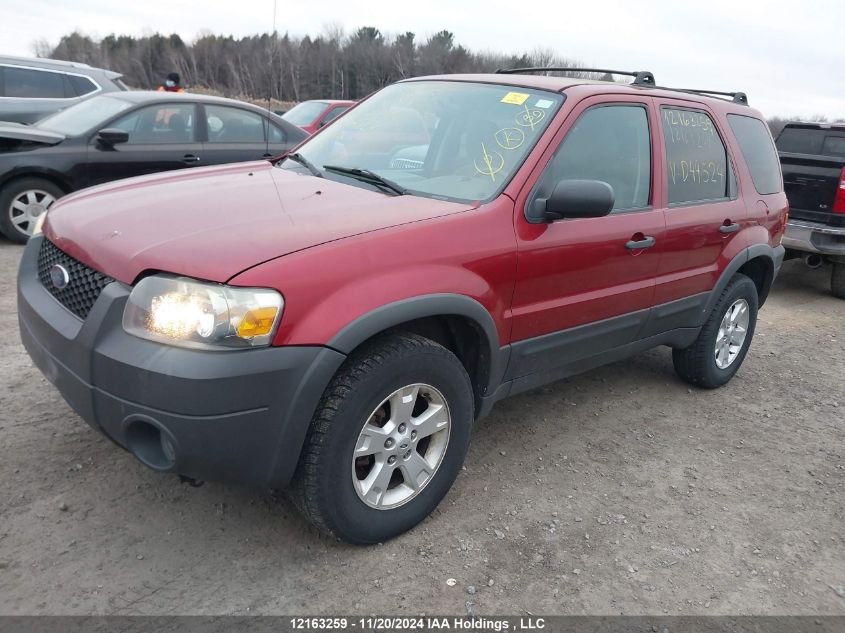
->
<box><xmin>123</xmin><ymin>275</ymin><xmax>283</xmax><ymax>350</ymax></box>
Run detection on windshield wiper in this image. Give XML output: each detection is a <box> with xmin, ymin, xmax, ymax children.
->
<box><xmin>286</xmin><ymin>152</ymin><xmax>323</xmax><ymax>178</ymax></box>
<box><xmin>323</xmin><ymin>165</ymin><xmax>408</xmax><ymax>196</ymax></box>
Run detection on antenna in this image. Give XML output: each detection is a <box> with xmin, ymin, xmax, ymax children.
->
<box><xmin>267</xmin><ymin>0</ymin><xmax>278</xmax><ymax>114</ymax></box>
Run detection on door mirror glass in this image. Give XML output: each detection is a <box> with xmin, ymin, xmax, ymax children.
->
<box><xmin>96</xmin><ymin>128</ymin><xmax>129</xmax><ymax>145</ymax></box>
<box><xmin>527</xmin><ymin>179</ymin><xmax>615</xmax><ymax>223</ymax></box>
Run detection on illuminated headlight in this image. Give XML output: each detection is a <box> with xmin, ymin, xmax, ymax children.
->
<box><xmin>122</xmin><ymin>275</ymin><xmax>283</xmax><ymax>350</ymax></box>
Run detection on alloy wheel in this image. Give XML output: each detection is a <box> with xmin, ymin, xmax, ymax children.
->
<box><xmin>715</xmin><ymin>298</ymin><xmax>750</xmax><ymax>369</ymax></box>
<box><xmin>351</xmin><ymin>383</ymin><xmax>451</xmax><ymax>510</ymax></box>
<box><xmin>8</xmin><ymin>189</ymin><xmax>56</xmax><ymax>236</ymax></box>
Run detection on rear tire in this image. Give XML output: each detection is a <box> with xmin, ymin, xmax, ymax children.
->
<box><xmin>831</xmin><ymin>262</ymin><xmax>845</xmax><ymax>300</ymax></box>
<box><xmin>673</xmin><ymin>273</ymin><xmax>759</xmax><ymax>389</ymax></box>
<box><xmin>0</xmin><ymin>177</ymin><xmax>63</xmax><ymax>243</ymax></box>
<box><xmin>291</xmin><ymin>333</ymin><xmax>473</xmax><ymax>544</ymax></box>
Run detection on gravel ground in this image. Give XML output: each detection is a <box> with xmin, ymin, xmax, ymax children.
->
<box><xmin>0</xmin><ymin>239</ymin><xmax>843</xmax><ymax>615</ymax></box>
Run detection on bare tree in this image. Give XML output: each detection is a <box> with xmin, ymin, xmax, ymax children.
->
<box><xmin>37</xmin><ymin>27</ymin><xmax>589</xmax><ymax>102</ymax></box>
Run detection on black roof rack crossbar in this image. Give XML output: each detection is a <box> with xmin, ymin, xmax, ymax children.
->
<box><xmin>672</xmin><ymin>89</ymin><xmax>749</xmax><ymax>106</ymax></box>
<box><xmin>495</xmin><ymin>67</ymin><xmax>656</xmax><ymax>86</ymax></box>
<box><xmin>494</xmin><ymin>67</ymin><xmax>749</xmax><ymax>105</ymax></box>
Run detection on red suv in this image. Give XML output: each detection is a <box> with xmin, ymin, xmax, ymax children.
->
<box><xmin>18</xmin><ymin>69</ymin><xmax>787</xmax><ymax>543</ymax></box>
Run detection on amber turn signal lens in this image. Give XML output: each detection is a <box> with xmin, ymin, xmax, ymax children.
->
<box><xmin>236</xmin><ymin>307</ymin><xmax>279</xmax><ymax>338</ymax></box>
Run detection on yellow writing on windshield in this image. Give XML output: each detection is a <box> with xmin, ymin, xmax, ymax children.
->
<box><xmin>516</xmin><ymin>105</ymin><xmax>545</xmax><ymax>130</ymax></box>
<box><xmin>475</xmin><ymin>142</ymin><xmax>505</xmax><ymax>181</ymax></box>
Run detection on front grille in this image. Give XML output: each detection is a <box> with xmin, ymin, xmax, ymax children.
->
<box><xmin>37</xmin><ymin>239</ymin><xmax>114</xmax><ymax>319</ymax></box>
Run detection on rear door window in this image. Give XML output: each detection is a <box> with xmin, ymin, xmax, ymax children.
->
<box><xmin>205</xmin><ymin>105</ymin><xmax>267</xmax><ymax>143</ymax></box>
<box><xmin>661</xmin><ymin>107</ymin><xmax>731</xmax><ymax>205</ymax></box>
<box><xmin>3</xmin><ymin>66</ymin><xmax>66</xmax><ymax>98</ymax></box>
<box><xmin>727</xmin><ymin>114</ymin><xmax>782</xmax><ymax>195</ymax></box>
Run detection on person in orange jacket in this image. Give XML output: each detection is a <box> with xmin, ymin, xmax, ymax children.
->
<box><xmin>157</xmin><ymin>72</ymin><xmax>184</xmax><ymax>93</ymax></box>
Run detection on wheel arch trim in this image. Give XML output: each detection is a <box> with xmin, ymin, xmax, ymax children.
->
<box><xmin>700</xmin><ymin>244</ymin><xmax>783</xmax><ymax>322</ymax></box>
<box><xmin>0</xmin><ymin>168</ymin><xmax>72</xmax><ymax>194</ymax></box>
<box><xmin>327</xmin><ymin>293</ymin><xmax>509</xmax><ymax>399</ymax></box>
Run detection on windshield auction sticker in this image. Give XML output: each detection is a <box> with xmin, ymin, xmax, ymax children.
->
<box><xmin>500</xmin><ymin>91</ymin><xmax>530</xmax><ymax>105</ymax></box>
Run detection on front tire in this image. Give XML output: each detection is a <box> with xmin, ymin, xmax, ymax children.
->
<box><xmin>673</xmin><ymin>273</ymin><xmax>759</xmax><ymax>389</ymax></box>
<box><xmin>0</xmin><ymin>177</ymin><xmax>63</xmax><ymax>243</ymax></box>
<box><xmin>291</xmin><ymin>333</ymin><xmax>474</xmax><ymax>544</ymax></box>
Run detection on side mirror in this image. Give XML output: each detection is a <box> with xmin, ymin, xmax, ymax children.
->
<box><xmin>96</xmin><ymin>128</ymin><xmax>129</xmax><ymax>145</ymax></box>
<box><xmin>526</xmin><ymin>179</ymin><xmax>615</xmax><ymax>223</ymax></box>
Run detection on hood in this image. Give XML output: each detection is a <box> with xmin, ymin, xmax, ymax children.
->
<box><xmin>0</xmin><ymin>122</ymin><xmax>65</xmax><ymax>145</ymax></box>
<box><xmin>45</xmin><ymin>161</ymin><xmax>471</xmax><ymax>284</ymax></box>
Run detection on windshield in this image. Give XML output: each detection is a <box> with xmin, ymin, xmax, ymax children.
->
<box><xmin>282</xmin><ymin>101</ymin><xmax>328</xmax><ymax>126</ymax></box>
<box><xmin>280</xmin><ymin>81</ymin><xmax>564</xmax><ymax>202</ymax></box>
<box><xmin>37</xmin><ymin>95</ymin><xmax>133</xmax><ymax>136</ymax></box>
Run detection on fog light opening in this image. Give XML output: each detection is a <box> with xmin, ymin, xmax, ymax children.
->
<box><xmin>125</xmin><ymin>418</ymin><xmax>177</xmax><ymax>471</ymax></box>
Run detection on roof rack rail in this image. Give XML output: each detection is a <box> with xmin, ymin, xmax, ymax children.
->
<box><xmin>673</xmin><ymin>89</ymin><xmax>749</xmax><ymax>106</ymax></box>
<box><xmin>493</xmin><ymin>67</ymin><xmax>749</xmax><ymax>106</ymax></box>
<box><xmin>494</xmin><ymin>67</ymin><xmax>656</xmax><ymax>87</ymax></box>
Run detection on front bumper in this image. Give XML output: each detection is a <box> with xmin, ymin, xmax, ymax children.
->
<box><xmin>17</xmin><ymin>236</ymin><xmax>345</xmax><ymax>489</ymax></box>
<box><xmin>782</xmin><ymin>218</ymin><xmax>845</xmax><ymax>258</ymax></box>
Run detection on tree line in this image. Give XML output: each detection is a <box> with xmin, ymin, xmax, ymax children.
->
<box><xmin>35</xmin><ymin>28</ymin><xmax>598</xmax><ymax>103</ymax></box>
<box><xmin>34</xmin><ymin>29</ymin><xmax>842</xmax><ymax>133</ymax></box>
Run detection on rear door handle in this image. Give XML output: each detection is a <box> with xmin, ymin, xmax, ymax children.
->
<box><xmin>183</xmin><ymin>154</ymin><xmax>201</xmax><ymax>163</ymax></box>
<box><xmin>625</xmin><ymin>235</ymin><xmax>656</xmax><ymax>250</ymax></box>
<box><xmin>719</xmin><ymin>222</ymin><xmax>740</xmax><ymax>234</ymax></box>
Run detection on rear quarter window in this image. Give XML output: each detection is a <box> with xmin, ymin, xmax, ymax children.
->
<box><xmin>727</xmin><ymin>114</ymin><xmax>782</xmax><ymax>195</ymax></box>
<box><xmin>68</xmin><ymin>74</ymin><xmax>98</xmax><ymax>96</ymax></box>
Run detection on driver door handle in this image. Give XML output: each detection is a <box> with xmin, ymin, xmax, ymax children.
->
<box><xmin>183</xmin><ymin>154</ymin><xmax>201</xmax><ymax>163</ymax></box>
<box><xmin>625</xmin><ymin>235</ymin><xmax>656</xmax><ymax>250</ymax></box>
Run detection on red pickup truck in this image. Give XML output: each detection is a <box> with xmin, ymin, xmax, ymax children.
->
<box><xmin>19</xmin><ymin>69</ymin><xmax>786</xmax><ymax>543</ymax></box>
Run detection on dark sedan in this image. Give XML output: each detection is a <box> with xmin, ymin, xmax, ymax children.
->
<box><xmin>0</xmin><ymin>91</ymin><xmax>307</xmax><ymax>242</ymax></box>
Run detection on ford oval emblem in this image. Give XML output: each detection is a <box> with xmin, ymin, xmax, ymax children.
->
<box><xmin>49</xmin><ymin>264</ymin><xmax>70</xmax><ymax>290</ymax></box>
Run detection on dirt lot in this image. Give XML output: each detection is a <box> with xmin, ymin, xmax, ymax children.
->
<box><xmin>0</xmin><ymin>239</ymin><xmax>843</xmax><ymax>616</ymax></box>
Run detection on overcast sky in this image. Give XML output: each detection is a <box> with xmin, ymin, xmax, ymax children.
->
<box><xmin>1</xmin><ymin>0</ymin><xmax>842</xmax><ymax>119</ymax></box>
